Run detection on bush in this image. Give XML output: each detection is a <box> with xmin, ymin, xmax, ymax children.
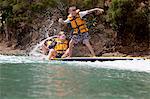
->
<box><xmin>0</xmin><ymin>0</ymin><xmax>57</xmax><ymax>46</ymax></box>
<box><xmin>108</xmin><ymin>0</ymin><xmax>149</xmax><ymax>44</ymax></box>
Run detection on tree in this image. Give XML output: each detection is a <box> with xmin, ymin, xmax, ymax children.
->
<box><xmin>108</xmin><ymin>0</ymin><xmax>149</xmax><ymax>45</ymax></box>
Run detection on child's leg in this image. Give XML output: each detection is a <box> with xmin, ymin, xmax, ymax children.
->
<box><xmin>48</xmin><ymin>49</ymin><xmax>57</xmax><ymax>59</ymax></box>
<box><xmin>84</xmin><ymin>40</ymin><xmax>95</xmax><ymax>57</ymax></box>
<box><xmin>61</xmin><ymin>48</ymin><xmax>69</xmax><ymax>58</ymax></box>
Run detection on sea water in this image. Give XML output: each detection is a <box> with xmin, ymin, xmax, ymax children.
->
<box><xmin>0</xmin><ymin>55</ymin><xmax>150</xmax><ymax>99</ymax></box>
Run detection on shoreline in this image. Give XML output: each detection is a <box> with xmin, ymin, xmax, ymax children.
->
<box><xmin>0</xmin><ymin>42</ymin><xmax>26</xmax><ymax>56</ymax></box>
<box><xmin>0</xmin><ymin>42</ymin><xmax>149</xmax><ymax>59</ymax></box>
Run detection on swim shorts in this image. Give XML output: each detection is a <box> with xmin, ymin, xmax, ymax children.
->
<box><xmin>71</xmin><ymin>32</ymin><xmax>90</xmax><ymax>44</ymax></box>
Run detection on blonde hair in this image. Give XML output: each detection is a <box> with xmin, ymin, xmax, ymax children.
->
<box><xmin>58</xmin><ymin>31</ymin><xmax>65</xmax><ymax>35</ymax></box>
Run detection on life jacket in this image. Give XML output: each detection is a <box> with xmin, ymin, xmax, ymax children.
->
<box><xmin>68</xmin><ymin>13</ymin><xmax>88</xmax><ymax>34</ymax></box>
<box><xmin>47</xmin><ymin>41</ymin><xmax>52</xmax><ymax>46</ymax></box>
<box><xmin>54</xmin><ymin>38</ymin><xmax>68</xmax><ymax>54</ymax></box>
<box><xmin>46</xmin><ymin>39</ymin><xmax>57</xmax><ymax>49</ymax></box>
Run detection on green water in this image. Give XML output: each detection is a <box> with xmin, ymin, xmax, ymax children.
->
<box><xmin>0</xmin><ymin>60</ymin><xmax>150</xmax><ymax>99</ymax></box>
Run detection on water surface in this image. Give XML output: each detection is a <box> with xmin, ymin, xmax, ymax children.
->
<box><xmin>0</xmin><ymin>56</ymin><xmax>150</xmax><ymax>99</ymax></box>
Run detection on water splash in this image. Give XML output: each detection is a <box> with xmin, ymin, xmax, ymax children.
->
<box><xmin>0</xmin><ymin>55</ymin><xmax>150</xmax><ymax>73</ymax></box>
<box><xmin>67</xmin><ymin>60</ymin><xmax>150</xmax><ymax>73</ymax></box>
<box><xmin>29</xmin><ymin>36</ymin><xmax>57</xmax><ymax>58</ymax></box>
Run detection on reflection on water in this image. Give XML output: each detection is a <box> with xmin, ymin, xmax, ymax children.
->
<box><xmin>0</xmin><ymin>61</ymin><xmax>150</xmax><ymax>99</ymax></box>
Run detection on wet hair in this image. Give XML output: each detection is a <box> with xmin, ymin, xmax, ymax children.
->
<box><xmin>68</xmin><ymin>6</ymin><xmax>76</xmax><ymax>12</ymax></box>
<box><xmin>58</xmin><ymin>31</ymin><xmax>65</xmax><ymax>35</ymax></box>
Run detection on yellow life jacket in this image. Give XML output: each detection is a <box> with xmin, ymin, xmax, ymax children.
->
<box><xmin>47</xmin><ymin>41</ymin><xmax>52</xmax><ymax>46</ymax></box>
<box><xmin>68</xmin><ymin>13</ymin><xmax>88</xmax><ymax>34</ymax></box>
<box><xmin>54</xmin><ymin>38</ymin><xmax>68</xmax><ymax>54</ymax></box>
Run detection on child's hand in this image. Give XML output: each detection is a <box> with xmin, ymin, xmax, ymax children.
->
<box><xmin>96</xmin><ymin>8</ymin><xmax>104</xmax><ymax>14</ymax></box>
<box><xmin>58</xmin><ymin>18</ymin><xmax>63</xmax><ymax>23</ymax></box>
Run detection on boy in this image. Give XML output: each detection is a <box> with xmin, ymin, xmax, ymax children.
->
<box><xmin>59</xmin><ymin>6</ymin><xmax>104</xmax><ymax>57</ymax></box>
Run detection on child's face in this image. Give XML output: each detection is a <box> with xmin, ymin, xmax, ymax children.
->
<box><xmin>59</xmin><ymin>34</ymin><xmax>66</xmax><ymax>40</ymax></box>
<box><xmin>68</xmin><ymin>7</ymin><xmax>77</xmax><ymax>16</ymax></box>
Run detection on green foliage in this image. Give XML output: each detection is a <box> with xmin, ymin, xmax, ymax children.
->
<box><xmin>82</xmin><ymin>0</ymin><xmax>104</xmax><ymax>8</ymax></box>
<box><xmin>83</xmin><ymin>0</ymin><xmax>93</xmax><ymax>8</ymax></box>
<box><xmin>30</xmin><ymin>2</ymin><xmax>44</xmax><ymax>12</ymax></box>
<box><xmin>59</xmin><ymin>0</ymin><xmax>104</xmax><ymax>9</ymax></box>
<box><xmin>0</xmin><ymin>0</ymin><xmax>58</xmax><ymax>46</ymax></box>
<box><xmin>0</xmin><ymin>0</ymin><xmax>103</xmax><ymax>28</ymax></box>
<box><xmin>108</xmin><ymin>0</ymin><xmax>149</xmax><ymax>42</ymax></box>
<box><xmin>0</xmin><ymin>0</ymin><xmax>57</xmax><ymax>27</ymax></box>
<box><xmin>109</xmin><ymin>0</ymin><xmax>134</xmax><ymax>30</ymax></box>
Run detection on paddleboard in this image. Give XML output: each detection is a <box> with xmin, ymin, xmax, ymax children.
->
<box><xmin>53</xmin><ymin>57</ymin><xmax>145</xmax><ymax>62</ymax></box>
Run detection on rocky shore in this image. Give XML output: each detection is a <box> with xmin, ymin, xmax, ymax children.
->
<box><xmin>0</xmin><ymin>42</ymin><xmax>26</xmax><ymax>55</ymax></box>
<box><xmin>0</xmin><ymin>41</ymin><xmax>149</xmax><ymax>59</ymax></box>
